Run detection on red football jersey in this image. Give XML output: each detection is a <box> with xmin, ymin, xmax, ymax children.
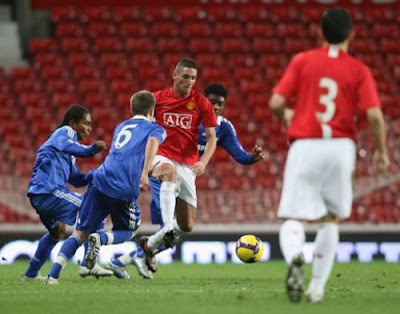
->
<box><xmin>154</xmin><ymin>87</ymin><xmax>217</xmax><ymax>165</ymax></box>
<box><xmin>273</xmin><ymin>45</ymin><xmax>381</xmax><ymax>141</ymax></box>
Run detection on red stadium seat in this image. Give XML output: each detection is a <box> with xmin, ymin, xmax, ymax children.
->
<box><xmin>302</xmin><ymin>7</ymin><xmax>325</xmax><ymax>23</ymax></box>
<box><xmin>246</xmin><ymin>22</ymin><xmax>274</xmax><ymax>37</ymax></box>
<box><xmin>130</xmin><ymin>53</ymin><xmax>160</xmax><ymax>67</ymax></box>
<box><xmin>19</xmin><ymin>92</ymin><xmax>47</xmax><ymax>107</ymax></box>
<box><xmin>351</xmin><ymin>39</ymin><xmax>377</xmax><ymax>53</ymax></box>
<box><xmin>35</xmin><ymin>53</ymin><xmax>65</xmax><ymax>67</ymax></box>
<box><xmin>221</xmin><ymin>38</ymin><xmax>250</xmax><ymax>53</ymax></box>
<box><xmin>73</xmin><ymin>66</ymin><xmax>102</xmax><ymax>79</ymax></box>
<box><xmin>0</xmin><ymin>120</ymin><xmax>23</xmax><ymax>133</ymax></box>
<box><xmin>365</xmin><ymin>7</ymin><xmax>395</xmax><ymax>22</ymax></box>
<box><xmin>150</xmin><ymin>22</ymin><xmax>180</xmax><ymax>37</ymax></box>
<box><xmin>91</xmin><ymin>107</ymin><xmax>120</xmax><ymax>121</ymax></box>
<box><xmin>143</xmin><ymin>80</ymin><xmax>168</xmax><ymax>92</ymax></box>
<box><xmin>84</xmin><ymin>92</ymin><xmax>114</xmax><ymax>107</ymax></box>
<box><xmin>207</xmin><ymin>6</ymin><xmax>238</xmax><ymax>22</ymax></box>
<box><xmin>93</xmin><ymin>37</ymin><xmax>123</xmax><ymax>53</ymax></box>
<box><xmin>99</xmin><ymin>53</ymin><xmax>127</xmax><ymax>67</ymax></box>
<box><xmin>239</xmin><ymin>6</ymin><xmax>268</xmax><ymax>22</ymax></box>
<box><xmin>202</xmin><ymin>68</ymin><xmax>231</xmax><ymax>81</ymax></box>
<box><xmin>188</xmin><ymin>38</ymin><xmax>217</xmax><ymax>53</ymax></box>
<box><xmin>270</xmin><ymin>6</ymin><xmax>301</xmax><ymax>22</ymax></box>
<box><xmin>157</xmin><ymin>38</ymin><xmax>185</xmax><ymax>52</ymax></box>
<box><xmin>215</xmin><ymin>23</ymin><xmax>243</xmax><ymax>37</ymax></box>
<box><xmin>253</xmin><ymin>38</ymin><xmax>282</xmax><ymax>52</ymax></box>
<box><xmin>80</xmin><ymin>7</ymin><xmax>113</xmax><ymax>23</ymax></box>
<box><xmin>67</xmin><ymin>53</ymin><xmax>96</xmax><ymax>66</ymax></box>
<box><xmin>25</xmin><ymin>106</ymin><xmax>54</xmax><ymax>121</ymax></box>
<box><xmin>197</xmin><ymin>53</ymin><xmax>224</xmax><ymax>67</ymax></box>
<box><xmin>88</xmin><ymin>23</ymin><xmax>117</xmax><ymax>38</ymax></box>
<box><xmin>113</xmin><ymin>7</ymin><xmax>143</xmax><ymax>22</ymax></box>
<box><xmin>51</xmin><ymin>93</ymin><xmax>81</xmax><ymax>109</ymax></box>
<box><xmin>61</xmin><ymin>37</ymin><xmax>90</xmax><ymax>52</ymax></box>
<box><xmin>240</xmin><ymin>80</ymin><xmax>267</xmax><ymax>94</ymax></box>
<box><xmin>145</xmin><ymin>7</ymin><xmax>176</xmax><ymax>22</ymax></box>
<box><xmin>125</xmin><ymin>38</ymin><xmax>154</xmax><ymax>52</ymax></box>
<box><xmin>79</xmin><ymin>80</ymin><xmax>107</xmax><ymax>94</ymax></box>
<box><xmin>31</xmin><ymin>120</ymin><xmax>56</xmax><ymax>136</ymax></box>
<box><xmin>162</xmin><ymin>53</ymin><xmax>188</xmax><ymax>68</ymax></box>
<box><xmin>277</xmin><ymin>23</ymin><xmax>307</xmax><ymax>37</ymax></box>
<box><xmin>111</xmin><ymin>80</ymin><xmax>140</xmax><ymax>94</ymax></box>
<box><xmin>46</xmin><ymin>79</ymin><xmax>76</xmax><ymax>93</ymax></box>
<box><xmin>176</xmin><ymin>7</ymin><xmax>207</xmax><ymax>23</ymax></box>
<box><xmin>29</xmin><ymin>38</ymin><xmax>58</xmax><ymax>54</ymax></box>
<box><xmin>183</xmin><ymin>22</ymin><xmax>212</xmax><ymax>37</ymax></box>
<box><xmin>259</xmin><ymin>54</ymin><xmax>288</xmax><ymax>67</ymax></box>
<box><xmin>138</xmin><ymin>67</ymin><xmax>168</xmax><ymax>80</ymax></box>
<box><xmin>119</xmin><ymin>22</ymin><xmax>148</xmax><ymax>37</ymax></box>
<box><xmin>14</xmin><ymin>79</ymin><xmax>42</xmax><ymax>93</ymax></box>
<box><xmin>55</xmin><ymin>23</ymin><xmax>86</xmax><ymax>37</ymax></box>
<box><xmin>372</xmin><ymin>24</ymin><xmax>398</xmax><ymax>38</ymax></box>
<box><xmin>9</xmin><ymin>67</ymin><xmax>37</xmax><ymax>79</ymax></box>
<box><xmin>284</xmin><ymin>38</ymin><xmax>313</xmax><ymax>53</ymax></box>
<box><xmin>105</xmin><ymin>66</ymin><xmax>134</xmax><ymax>80</ymax></box>
<box><xmin>50</xmin><ymin>7</ymin><xmax>80</xmax><ymax>24</ymax></box>
<box><xmin>380</xmin><ymin>39</ymin><xmax>400</xmax><ymax>52</ymax></box>
<box><xmin>234</xmin><ymin>66</ymin><xmax>264</xmax><ymax>81</ymax></box>
<box><xmin>0</xmin><ymin>79</ymin><xmax>11</xmax><ymax>94</ymax></box>
<box><xmin>41</xmin><ymin>66</ymin><xmax>70</xmax><ymax>79</ymax></box>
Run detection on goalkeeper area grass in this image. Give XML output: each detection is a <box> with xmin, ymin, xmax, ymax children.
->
<box><xmin>1</xmin><ymin>260</ymin><xmax>399</xmax><ymax>314</ymax></box>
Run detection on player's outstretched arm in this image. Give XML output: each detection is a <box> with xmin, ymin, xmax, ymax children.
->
<box><xmin>193</xmin><ymin>126</ymin><xmax>216</xmax><ymax>175</ymax></box>
<box><xmin>140</xmin><ymin>136</ymin><xmax>160</xmax><ymax>191</ymax></box>
<box><xmin>366</xmin><ymin>107</ymin><xmax>390</xmax><ymax>172</ymax></box>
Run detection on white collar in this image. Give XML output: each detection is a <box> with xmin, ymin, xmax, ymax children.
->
<box><xmin>132</xmin><ymin>115</ymin><xmax>150</xmax><ymax>121</ymax></box>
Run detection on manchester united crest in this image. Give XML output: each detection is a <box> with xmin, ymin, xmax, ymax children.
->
<box><xmin>186</xmin><ymin>102</ymin><xmax>196</xmax><ymax>110</ymax></box>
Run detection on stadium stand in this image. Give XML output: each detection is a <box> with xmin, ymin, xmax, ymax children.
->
<box><xmin>0</xmin><ymin>3</ymin><xmax>399</xmax><ymax>225</ymax></box>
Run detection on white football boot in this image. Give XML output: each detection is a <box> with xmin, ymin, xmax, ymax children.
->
<box><xmin>285</xmin><ymin>253</ymin><xmax>304</xmax><ymax>303</ymax></box>
<box><xmin>79</xmin><ymin>264</ymin><xmax>113</xmax><ymax>278</ymax></box>
<box><xmin>86</xmin><ymin>233</ymin><xmax>101</xmax><ymax>270</ymax></box>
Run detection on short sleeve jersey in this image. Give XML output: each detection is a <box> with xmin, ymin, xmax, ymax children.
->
<box><xmin>153</xmin><ymin>87</ymin><xmax>217</xmax><ymax>165</ymax></box>
<box><xmin>273</xmin><ymin>45</ymin><xmax>381</xmax><ymax>141</ymax></box>
<box><xmin>90</xmin><ymin>117</ymin><xmax>166</xmax><ymax>202</ymax></box>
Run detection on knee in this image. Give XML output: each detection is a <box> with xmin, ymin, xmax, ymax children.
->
<box><xmin>160</xmin><ymin>164</ymin><xmax>178</xmax><ymax>183</ymax></box>
<box><xmin>320</xmin><ymin>213</ymin><xmax>340</xmax><ymax>224</ymax></box>
<box><xmin>50</xmin><ymin>222</ymin><xmax>67</xmax><ymax>240</ymax></box>
<box><xmin>178</xmin><ymin>221</ymin><xmax>193</xmax><ymax>233</ymax></box>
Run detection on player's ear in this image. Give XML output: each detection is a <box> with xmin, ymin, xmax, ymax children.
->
<box><xmin>148</xmin><ymin>107</ymin><xmax>155</xmax><ymax>119</ymax></box>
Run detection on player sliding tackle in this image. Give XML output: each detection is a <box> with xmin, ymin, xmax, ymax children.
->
<box><xmin>45</xmin><ymin>90</ymin><xmax>175</xmax><ymax>284</ymax></box>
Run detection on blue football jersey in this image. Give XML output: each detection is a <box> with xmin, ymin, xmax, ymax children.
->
<box><xmin>89</xmin><ymin>116</ymin><xmax>166</xmax><ymax>202</ymax></box>
<box><xmin>28</xmin><ymin>126</ymin><xmax>102</xmax><ymax>195</ymax></box>
<box><xmin>198</xmin><ymin>116</ymin><xmax>255</xmax><ymax>165</ymax></box>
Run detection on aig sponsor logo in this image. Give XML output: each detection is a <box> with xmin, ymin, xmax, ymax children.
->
<box><xmin>163</xmin><ymin>113</ymin><xmax>192</xmax><ymax>129</ymax></box>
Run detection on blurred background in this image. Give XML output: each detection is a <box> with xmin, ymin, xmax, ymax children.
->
<box><xmin>0</xmin><ymin>0</ymin><xmax>399</xmax><ymax>263</ymax></box>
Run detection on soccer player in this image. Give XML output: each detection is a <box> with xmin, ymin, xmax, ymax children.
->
<box><xmin>45</xmin><ymin>90</ymin><xmax>167</xmax><ymax>284</ymax></box>
<box><xmin>269</xmin><ymin>7</ymin><xmax>389</xmax><ymax>303</ymax></box>
<box><xmin>22</xmin><ymin>105</ymin><xmax>108</xmax><ymax>281</ymax></box>
<box><xmin>112</xmin><ymin>58</ymin><xmax>217</xmax><ymax>276</ymax></box>
<box><xmin>198</xmin><ymin>83</ymin><xmax>264</xmax><ymax>164</ymax></box>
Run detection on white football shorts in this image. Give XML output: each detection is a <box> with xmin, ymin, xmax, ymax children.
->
<box><xmin>278</xmin><ymin>138</ymin><xmax>356</xmax><ymax>220</ymax></box>
<box><xmin>152</xmin><ymin>155</ymin><xmax>197</xmax><ymax>208</ymax></box>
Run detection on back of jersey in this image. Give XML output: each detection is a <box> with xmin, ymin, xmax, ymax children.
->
<box><xmin>274</xmin><ymin>45</ymin><xmax>381</xmax><ymax>141</ymax></box>
<box><xmin>91</xmin><ymin>118</ymin><xmax>165</xmax><ymax>202</ymax></box>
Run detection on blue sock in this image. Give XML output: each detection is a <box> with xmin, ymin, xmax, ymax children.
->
<box><xmin>48</xmin><ymin>236</ymin><xmax>80</xmax><ymax>279</ymax></box>
<box><xmin>135</xmin><ymin>246</ymin><xmax>145</xmax><ymax>258</ymax></box>
<box><xmin>99</xmin><ymin>230</ymin><xmax>134</xmax><ymax>245</ymax></box>
<box><xmin>80</xmin><ymin>241</ymin><xmax>89</xmax><ymax>267</ymax></box>
<box><xmin>25</xmin><ymin>233</ymin><xmax>58</xmax><ymax>277</ymax></box>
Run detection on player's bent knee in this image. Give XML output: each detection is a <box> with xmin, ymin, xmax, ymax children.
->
<box><xmin>50</xmin><ymin>222</ymin><xmax>67</xmax><ymax>240</ymax></box>
<box><xmin>157</xmin><ymin>163</ymin><xmax>177</xmax><ymax>182</ymax></box>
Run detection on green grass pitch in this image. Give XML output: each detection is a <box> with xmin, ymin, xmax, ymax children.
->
<box><xmin>1</xmin><ymin>260</ymin><xmax>399</xmax><ymax>314</ymax></box>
